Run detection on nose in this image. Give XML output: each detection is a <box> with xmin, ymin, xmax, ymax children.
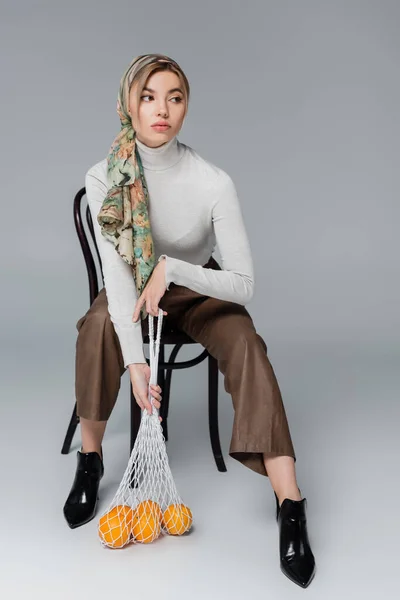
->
<box><xmin>157</xmin><ymin>101</ymin><xmax>168</xmax><ymax>117</ymax></box>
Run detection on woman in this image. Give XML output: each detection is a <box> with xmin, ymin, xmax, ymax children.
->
<box><xmin>63</xmin><ymin>54</ymin><xmax>316</xmax><ymax>588</ymax></box>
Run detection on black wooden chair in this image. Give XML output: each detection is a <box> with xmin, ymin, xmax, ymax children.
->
<box><xmin>61</xmin><ymin>187</ymin><xmax>227</xmax><ymax>472</ymax></box>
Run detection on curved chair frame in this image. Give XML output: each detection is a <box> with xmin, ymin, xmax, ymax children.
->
<box><xmin>61</xmin><ymin>187</ymin><xmax>227</xmax><ymax>472</ymax></box>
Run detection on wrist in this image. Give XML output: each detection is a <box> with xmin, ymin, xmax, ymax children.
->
<box><xmin>157</xmin><ymin>254</ymin><xmax>171</xmax><ymax>289</ymax></box>
<box><xmin>128</xmin><ymin>362</ymin><xmax>147</xmax><ymax>371</ymax></box>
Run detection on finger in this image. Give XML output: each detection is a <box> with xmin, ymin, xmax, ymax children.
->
<box><xmin>151</xmin><ymin>299</ymin><xmax>161</xmax><ymax>317</ymax></box>
<box><xmin>147</xmin><ymin>299</ymin><xmax>158</xmax><ymax>318</ymax></box>
<box><xmin>150</xmin><ymin>388</ymin><xmax>162</xmax><ymax>402</ymax></box>
<box><xmin>149</xmin><ymin>391</ymin><xmax>161</xmax><ymax>407</ymax></box>
<box><xmin>151</xmin><ymin>397</ymin><xmax>161</xmax><ymax>410</ymax></box>
<box><xmin>134</xmin><ymin>304</ymin><xmax>144</xmax><ymax>321</ymax></box>
<box><xmin>142</xmin><ymin>395</ymin><xmax>152</xmax><ymax>414</ymax></box>
<box><xmin>132</xmin><ymin>297</ymin><xmax>145</xmax><ymax>322</ymax></box>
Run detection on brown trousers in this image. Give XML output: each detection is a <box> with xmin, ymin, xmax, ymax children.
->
<box><xmin>75</xmin><ymin>256</ymin><xmax>296</xmax><ymax>477</ymax></box>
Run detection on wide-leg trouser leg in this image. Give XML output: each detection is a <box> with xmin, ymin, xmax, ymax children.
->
<box><xmin>158</xmin><ymin>261</ymin><xmax>297</xmax><ymax>478</ymax></box>
<box><xmin>75</xmin><ymin>288</ymin><xmax>125</xmax><ymax>421</ymax></box>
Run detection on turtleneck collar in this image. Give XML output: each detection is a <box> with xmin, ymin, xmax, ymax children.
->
<box><xmin>135</xmin><ymin>135</ymin><xmax>184</xmax><ymax>171</ymax></box>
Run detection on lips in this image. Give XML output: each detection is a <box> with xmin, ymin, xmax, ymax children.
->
<box><xmin>152</xmin><ymin>122</ymin><xmax>170</xmax><ymax>128</ymax></box>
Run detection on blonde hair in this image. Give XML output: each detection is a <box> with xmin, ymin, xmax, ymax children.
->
<box><xmin>128</xmin><ymin>55</ymin><xmax>190</xmax><ymax>123</ymax></box>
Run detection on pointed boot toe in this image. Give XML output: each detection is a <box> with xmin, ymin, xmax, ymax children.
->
<box><xmin>275</xmin><ymin>494</ymin><xmax>316</xmax><ymax>588</ymax></box>
<box><xmin>63</xmin><ymin>449</ymin><xmax>104</xmax><ymax>529</ymax></box>
<box><xmin>63</xmin><ymin>502</ymin><xmax>96</xmax><ymax>529</ymax></box>
<box><xmin>281</xmin><ymin>554</ymin><xmax>316</xmax><ymax>588</ymax></box>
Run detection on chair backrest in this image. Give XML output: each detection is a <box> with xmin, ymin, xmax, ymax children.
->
<box><xmin>73</xmin><ymin>187</ymin><xmax>104</xmax><ymax>306</ymax></box>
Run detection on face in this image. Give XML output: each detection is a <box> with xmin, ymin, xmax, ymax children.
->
<box><xmin>128</xmin><ymin>70</ymin><xmax>187</xmax><ymax>148</ymax></box>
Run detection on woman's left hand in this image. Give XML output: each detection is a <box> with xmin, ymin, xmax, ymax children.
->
<box><xmin>132</xmin><ymin>259</ymin><xmax>168</xmax><ymax>322</ymax></box>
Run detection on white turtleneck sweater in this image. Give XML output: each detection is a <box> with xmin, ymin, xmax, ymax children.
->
<box><xmin>85</xmin><ymin>135</ymin><xmax>254</xmax><ymax>367</ymax></box>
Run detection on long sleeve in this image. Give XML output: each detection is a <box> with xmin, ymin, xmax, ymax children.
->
<box><xmin>159</xmin><ymin>172</ymin><xmax>255</xmax><ymax>305</ymax></box>
<box><xmin>85</xmin><ymin>168</ymin><xmax>147</xmax><ymax>367</ymax></box>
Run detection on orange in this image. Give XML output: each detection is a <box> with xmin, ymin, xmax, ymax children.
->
<box><xmin>133</xmin><ymin>500</ymin><xmax>162</xmax><ymax>521</ymax></box>
<box><xmin>98</xmin><ymin>504</ymin><xmax>134</xmax><ymax>548</ymax></box>
<box><xmin>162</xmin><ymin>504</ymin><xmax>193</xmax><ymax>535</ymax></box>
<box><xmin>132</xmin><ymin>510</ymin><xmax>161</xmax><ymax>544</ymax></box>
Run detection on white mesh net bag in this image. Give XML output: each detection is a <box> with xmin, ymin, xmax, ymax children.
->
<box><xmin>98</xmin><ymin>307</ymin><xmax>193</xmax><ymax>549</ymax></box>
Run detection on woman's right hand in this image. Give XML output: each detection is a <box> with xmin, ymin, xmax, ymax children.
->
<box><xmin>128</xmin><ymin>363</ymin><xmax>163</xmax><ymax>422</ymax></box>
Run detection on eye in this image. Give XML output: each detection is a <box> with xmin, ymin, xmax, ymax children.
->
<box><xmin>140</xmin><ymin>95</ymin><xmax>183</xmax><ymax>103</ymax></box>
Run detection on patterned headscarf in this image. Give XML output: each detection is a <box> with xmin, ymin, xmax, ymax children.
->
<box><xmin>97</xmin><ymin>54</ymin><xmax>181</xmax><ymax>320</ymax></box>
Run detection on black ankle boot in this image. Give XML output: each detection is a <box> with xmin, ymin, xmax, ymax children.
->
<box><xmin>63</xmin><ymin>448</ymin><xmax>104</xmax><ymax>529</ymax></box>
<box><xmin>274</xmin><ymin>490</ymin><xmax>316</xmax><ymax>588</ymax></box>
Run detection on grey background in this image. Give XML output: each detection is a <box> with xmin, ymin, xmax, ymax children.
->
<box><xmin>1</xmin><ymin>0</ymin><xmax>398</xmax><ymax>598</ymax></box>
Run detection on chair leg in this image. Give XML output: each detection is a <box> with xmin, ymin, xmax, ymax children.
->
<box><xmin>130</xmin><ymin>387</ymin><xmax>143</xmax><ymax>489</ymax></box>
<box><xmin>208</xmin><ymin>354</ymin><xmax>227</xmax><ymax>472</ymax></box>
<box><xmin>158</xmin><ymin>345</ymin><xmax>168</xmax><ymax>441</ymax></box>
<box><xmin>160</xmin><ymin>363</ymin><xmax>173</xmax><ymax>442</ymax></box>
<box><xmin>160</xmin><ymin>343</ymin><xmax>181</xmax><ymax>442</ymax></box>
<box><xmin>61</xmin><ymin>401</ymin><xmax>80</xmax><ymax>454</ymax></box>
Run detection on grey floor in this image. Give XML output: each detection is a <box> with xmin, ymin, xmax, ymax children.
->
<box><xmin>1</xmin><ymin>338</ymin><xmax>398</xmax><ymax>599</ymax></box>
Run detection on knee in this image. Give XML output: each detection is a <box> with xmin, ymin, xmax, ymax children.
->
<box><xmin>256</xmin><ymin>333</ymin><xmax>268</xmax><ymax>354</ymax></box>
<box><xmin>78</xmin><ymin>304</ymin><xmax>110</xmax><ymax>335</ymax></box>
<box><xmin>233</xmin><ymin>328</ymin><xmax>267</xmax><ymax>355</ymax></box>
<box><xmin>90</xmin><ymin>306</ymin><xmax>112</xmax><ymax>331</ymax></box>
<box><xmin>236</xmin><ymin>324</ymin><xmax>258</xmax><ymax>345</ymax></box>
<box><xmin>76</xmin><ymin>289</ymin><xmax>110</xmax><ymax>331</ymax></box>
